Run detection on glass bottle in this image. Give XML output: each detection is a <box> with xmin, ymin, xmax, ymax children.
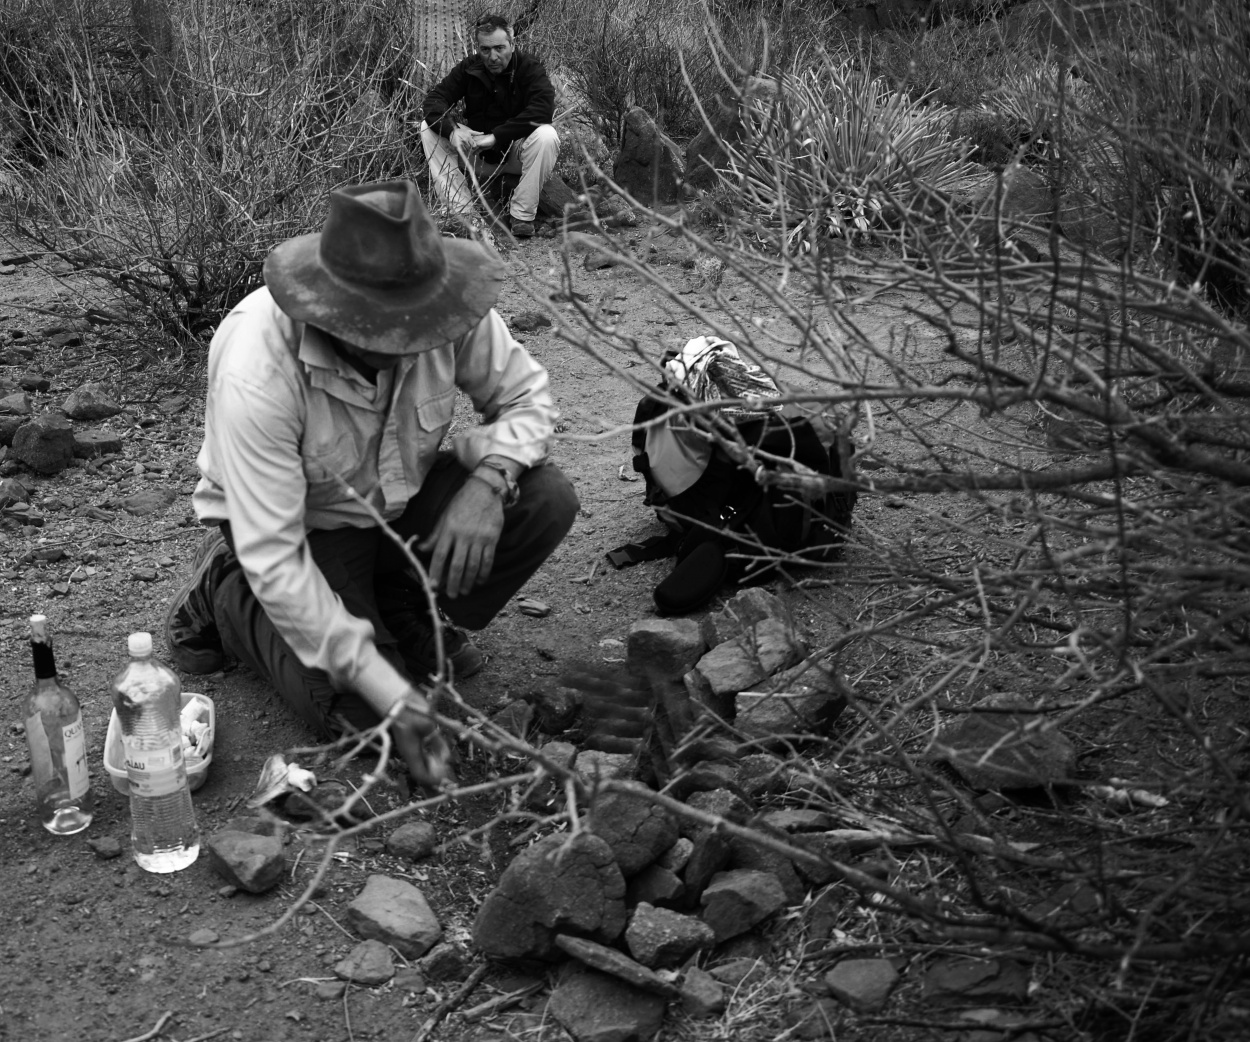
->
<box><xmin>23</xmin><ymin>614</ymin><xmax>94</xmax><ymax>835</ymax></box>
<box><xmin>111</xmin><ymin>632</ymin><xmax>199</xmax><ymax>872</ymax></box>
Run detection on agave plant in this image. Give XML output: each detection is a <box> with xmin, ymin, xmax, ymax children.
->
<box><xmin>718</xmin><ymin>55</ymin><xmax>979</xmax><ymax>247</ymax></box>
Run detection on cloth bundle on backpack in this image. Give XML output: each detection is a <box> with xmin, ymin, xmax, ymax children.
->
<box><xmin>608</xmin><ymin>336</ymin><xmax>856</xmax><ymax>614</ymax></box>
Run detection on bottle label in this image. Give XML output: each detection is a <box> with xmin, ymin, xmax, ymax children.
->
<box><xmin>122</xmin><ymin>733</ymin><xmax>187</xmax><ymax>798</ymax></box>
<box><xmin>62</xmin><ymin>715</ymin><xmax>90</xmax><ymax>799</ymax></box>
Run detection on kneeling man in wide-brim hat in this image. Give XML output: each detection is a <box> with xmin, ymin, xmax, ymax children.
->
<box><xmin>166</xmin><ymin>180</ymin><xmax>577</xmax><ymax>784</ymax></box>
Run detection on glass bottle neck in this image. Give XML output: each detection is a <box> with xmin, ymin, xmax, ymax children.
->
<box><xmin>31</xmin><ymin>641</ymin><xmax>57</xmax><ymax>681</ymax></box>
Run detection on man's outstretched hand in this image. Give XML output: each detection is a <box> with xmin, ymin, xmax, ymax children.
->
<box><xmin>417</xmin><ymin>476</ymin><xmax>504</xmax><ymax>598</ymax></box>
<box><xmin>391</xmin><ymin>688</ymin><xmax>456</xmax><ymax>790</ymax></box>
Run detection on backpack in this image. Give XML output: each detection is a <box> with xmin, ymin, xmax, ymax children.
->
<box><xmin>607</xmin><ymin>337</ymin><xmax>856</xmax><ymax>614</ymax></box>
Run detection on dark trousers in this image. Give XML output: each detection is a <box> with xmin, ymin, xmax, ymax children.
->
<box><xmin>212</xmin><ymin>455</ymin><xmax>578</xmax><ymax>737</ymax></box>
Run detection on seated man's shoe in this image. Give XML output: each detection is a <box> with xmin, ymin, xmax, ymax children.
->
<box><xmin>165</xmin><ymin>528</ymin><xmax>237</xmax><ymax>674</ymax></box>
<box><xmin>387</xmin><ymin>609</ymin><xmax>485</xmax><ymax>680</ymax></box>
<box><xmin>509</xmin><ymin>216</ymin><xmax>535</xmax><ymax>238</ymax></box>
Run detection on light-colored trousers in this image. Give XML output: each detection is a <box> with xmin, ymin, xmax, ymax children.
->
<box><xmin>419</xmin><ymin>122</ymin><xmax>560</xmax><ymax>222</ymax></box>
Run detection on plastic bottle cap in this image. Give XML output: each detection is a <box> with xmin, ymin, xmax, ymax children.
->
<box><xmin>128</xmin><ymin>632</ymin><xmax>154</xmax><ymax>656</ymax></box>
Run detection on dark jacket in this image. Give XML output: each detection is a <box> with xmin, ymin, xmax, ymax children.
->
<box><xmin>423</xmin><ymin>51</ymin><xmax>556</xmax><ymax>158</ymax></box>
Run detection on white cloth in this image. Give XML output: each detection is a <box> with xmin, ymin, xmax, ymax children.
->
<box><xmin>192</xmin><ymin>286</ymin><xmax>555</xmax><ymax>706</ymax></box>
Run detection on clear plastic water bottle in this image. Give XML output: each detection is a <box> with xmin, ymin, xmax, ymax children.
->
<box><xmin>23</xmin><ymin>614</ymin><xmax>94</xmax><ymax>835</ymax></box>
<box><xmin>112</xmin><ymin>632</ymin><xmax>199</xmax><ymax>872</ymax></box>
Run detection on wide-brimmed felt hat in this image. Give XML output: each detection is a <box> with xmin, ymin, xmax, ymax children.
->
<box><xmin>264</xmin><ymin>180</ymin><xmax>504</xmax><ymax>354</ymax></box>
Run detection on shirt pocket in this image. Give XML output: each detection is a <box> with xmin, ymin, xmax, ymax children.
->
<box><xmin>302</xmin><ymin>428</ymin><xmax>372</xmax><ymax>507</ymax></box>
<box><xmin>417</xmin><ymin>390</ymin><xmax>455</xmax><ymax>434</ymax></box>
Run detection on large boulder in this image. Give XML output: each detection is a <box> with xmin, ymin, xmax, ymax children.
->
<box><xmin>472</xmin><ymin>832</ymin><xmax>627</xmax><ymax>961</ymax></box>
<box><xmin>684</xmin><ymin>76</ymin><xmax>778</xmax><ymax>191</ymax></box>
<box><xmin>613</xmin><ymin>107</ymin><xmax>682</xmax><ymax>205</ymax></box>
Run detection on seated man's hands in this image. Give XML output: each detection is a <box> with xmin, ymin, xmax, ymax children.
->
<box><xmin>418</xmin><ymin>476</ymin><xmax>505</xmax><ymax>598</ymax></box>
<box><xmin>391</xmin><ymin>686</ymin><xmax>456</xmax><ymax>790</ymax></box>
<box><xmin>449</xmin><ymin>126</ymin><xmax>497</xmax><ymax>157</ymax></box>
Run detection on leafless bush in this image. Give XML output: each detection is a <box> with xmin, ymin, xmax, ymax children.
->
<box><xmin>0</xmin><ymin>0</ymin><xmax>420</xmax><ymax>341</ymax></box>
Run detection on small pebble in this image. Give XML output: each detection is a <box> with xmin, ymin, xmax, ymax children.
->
<box><xmin>86</xmin><ymin>836</ymin><xmax>122</xmax><ymax>860</ymax></box>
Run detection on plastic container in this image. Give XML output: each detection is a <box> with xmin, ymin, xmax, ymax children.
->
<box><xmin>105</xmin><ymin>692</ymin><xmax>214</xmax><ymax>796</ymax></box>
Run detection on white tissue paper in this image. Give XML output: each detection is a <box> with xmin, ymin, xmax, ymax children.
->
<box><xmin>180</xmin><ymin>694</ymin><xmax>211</xmax><ymax>763</ymax></box>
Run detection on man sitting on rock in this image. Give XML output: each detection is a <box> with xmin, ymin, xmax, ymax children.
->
<box><xmin>165</xmin><ymin>179</ymin><xmax>577</xmax><ymax>785</ymax></box>
<box><xmin>420</xmin><ymin>13</ymin><xmax>558</xmax><ymax>239</ymax></box>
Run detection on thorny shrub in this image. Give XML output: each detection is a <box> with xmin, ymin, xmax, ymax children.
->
<box><xmin>520</xmin><ymin>0</ymin><xmax>1249</xmax><ymax>1036</ymax></box>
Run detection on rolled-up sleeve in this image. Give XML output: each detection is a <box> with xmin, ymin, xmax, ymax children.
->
<box><xmin>451</xmin><ymin>310</ymin><xmax>557</xmax><ymax>469</ymax></box>
<box><xmin>201</xmin><ymin>330</ymin><xmax>409</xmax><ymax>709</ymax></box>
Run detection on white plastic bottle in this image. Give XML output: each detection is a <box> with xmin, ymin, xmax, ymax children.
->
<box><xmin>111</xmin><ymin>632</ymin><xmax>199</xmax><ymax>872</ymax></box>
<box><xmin>23</xmin><ymin>614</ymin><xmax>94</xmax><ymax>834</ymax></box>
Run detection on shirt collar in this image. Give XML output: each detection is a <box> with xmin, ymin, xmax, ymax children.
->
<box><xmin>298</xmin><ymin>324</ymin><xmax>403</xmax><ymax>407</ymax></box>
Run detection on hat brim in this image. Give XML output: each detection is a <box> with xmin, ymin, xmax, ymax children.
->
<box><xmin>263</xmin><ymin>234</ymin><xmax>506</xmax><ymax>354</ymax></box>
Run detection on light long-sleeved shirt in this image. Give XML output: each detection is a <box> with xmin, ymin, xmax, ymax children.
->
<box><xmin>192</xmin><ymin>286</ymin><xmax>555</xmax><ymax>708</ymax></box>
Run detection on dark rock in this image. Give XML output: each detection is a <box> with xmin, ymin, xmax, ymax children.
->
<box><xmin>684</xmin><ymin>76</ymin><xmax>779</xmax><ymax>192</ymax></box>
<box><xmin>574</xmin><ymin>749</ymin><xmax>636</xmax><ymax>783</ymax></box>
<box><xmin>695</xmin><ymin>618</ymin><xmax>806</xmax><ymax>696</ymax></box>
<box><xmin>735</xmin><ymin>688</ymin><xmax>845</xmax><ymax>742</ymax></box>
<box><xmin>86</xmin><ymin>835</ymin><xmax>122</xmax><ymax>859</ymax></box>
<box><xmin>205</xmin><ymin>829</ymin><xmax>286</xmax><ymax>893</ymax></box>
<box><xmin>533</xmin><ymin>683</ymin><xmax>582</xmax><ymax>732</ymax></box>
<box><xmin>931</xmin><ymin>693</ymin><xmax>1077</xmax><ymax>790</ymax></box>
<box><xmin>0</xmin><ymin>391</ymin><xmax>31</xmax><ymax>415</ymax></box>
<box><xmin>471</xmin><ymin>832</ymin><xmax>627</xmax><ymax>961</ymax></box>
<box><xmin>700</xmin><ymin>869</ymin><xmax>787</xmax><ymax>941</ymax></box>
<box><xmin>316</xmin><ymin>980</ymin><xmax>348</xmax><ymax>1001</ymax></box>
<box><xmin>613</xmin><ymin>106</ymin><xmax>682</xmax><ymax>206</ymax></box>
<box><xmin>735</xmin><ymin>753</ymin><xmax>792</xmax><ymax>798</ymax></box>
<box><xmin>588</xmin><ymin>783</ymin><xmax>679</xmax><ymax>876</ymax></box>
<box><xmin>0</xmin><ymin>414</ymin><xmax>25</xmax><ymax>447</ymax></box>
<box><xmin>655</xmin><ymin>837</ymin><xmax>693</xmax><ymax>873</ymax></box>
<box><xmin>10</xmin><ymin>414</ymin><xmax>74</xmax><ymax>474</ymax></box>
<box><xmin>700</xmin><ymin>588</ymin><xmax>794</xmax><ymax>649</ymax></box>
<box><xmin>418</xmin><ymin>941</ymin><xmax>471</xmax><ymax>982</ymax></box>
<box><xmin>1026</xmin><ymin>880</ymin><xmax>1103</xmax><ymax>926</ymax></box>
<box><xmin>626</xmin><ymin>864</ymin><xmax>685</xmax><ymax>908</ymax></box>
<box><xmin>346</xmin><ymin>875</ymin><xmax>442</xmax><ymax>958</ymax></box>
<box><xmin>158</xmin><ymin>395</ymin><xmax>187</xmax><ymax>414</ymax></box>
<box><xmin>393</xmin><ymin>966</ymin><xmax>426</xmax><ymax>992</ymax></box>
<box><xmin>667</xmin><ymin>761</ymin><xmax>739</xmax><ymax>802</ymax></box>
<box><xmin>682</xmin><ymin>830</ymin><xmax>733</xmax><ymax>897</ymax></box>
<box><xmin>511</xmin><ymin>310</ymin><xmax>553</xmax><ymax>333</ymax></box>
<box><xmin>0</xmin><ymin>477</ymin><xmax>28</xmax><ymax>509</ymax></box>
<box><xmin>789</xmin><ymin>833</ymin><xmax>851</xmax><ymax>887</ymax></box>
<box><xmin>624</xmin><ymin>903</ymin><xmax>716</xmax><ymax>969</ymax></box>
<box><xmin>386</xmin><ymin>821</ymin><xmax>439</xmax><ymax>861</ymax></box>
<box><xmin>221</xmin><ymin>816</ymin><xmax>286</xmax><ymax>837</ymax></box>
<box><xmin>120</xmin><ymin>487</ymin><xmax>178</xmax><ymax>516</ymax></box>
<box><xmin>490</xmin><ymin>699</ymin><xmax>534</xmax><ymax>741</ymax></box>
<box><xmin>728</xmin><ymin>833</ymin><xmax>806</xmax><ymax>905</ymax></box>
<box><xmin>626</xmin><ymin>618</ymin><xmax>705</xmax><ymax>680</ymax></box>
<box><xmin>681</xmin><ymin>789</ymin><xmax>753</xmax><ymax>839</ymax></box>
<box><xmin>554</xmin><ymin>934</ymin><xmax>680</xmax><ymax>998</ymax></box>
<box><xmin>548</xmin><ymin>962</ymin><xmax>667</xmax><ymax>1042</ymax></box>
<box><xmin>921</xmin><ymin>956</ymin><xmax>1030</xmax><ymax>1006</ymax></box>
<box><xmin>680</xmin><ymin>966</ymin><xmax>726</xmax><ymax>1017</ymax></box>
<box><xmin>334</xmin><ymin>939</ymin><xmax>395</xmax><ymax>986</ymax></box>
<box><xmin>72</xmin><ymin>428</ymin><xmax>123</xmax><ymax>459</ymax></box>
<box><xmin>824</xmin><ymin>958</ymin><xmax>898</xmax><ymax>1012</ymax></box>
<box><xmin>17</xmin><ymin>373</ymin><xmax>50</xmax><ymax>392</ymax></box>
<box><xmin>61</xmin><ymin>382</ymin><xmax>121</xmax><ymax>421</ymax></box>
